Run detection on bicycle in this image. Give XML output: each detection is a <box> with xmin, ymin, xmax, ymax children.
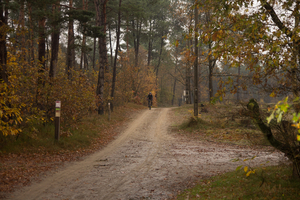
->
<box><xmin>148</xmin><ymin>99</ymin><xmax>152</xmax><ymax>110</ymax></box>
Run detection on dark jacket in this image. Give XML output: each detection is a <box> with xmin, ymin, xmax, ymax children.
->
<box><xmin>147</xmin><ymin>93</ymin><xmax>153</xmax><ymax>101</ymax></box>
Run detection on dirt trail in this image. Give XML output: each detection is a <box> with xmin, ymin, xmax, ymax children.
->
<box><xmin>6</xmin><ymin>108</ymin><xmax>286</xmax><ymax>200</ymax></box>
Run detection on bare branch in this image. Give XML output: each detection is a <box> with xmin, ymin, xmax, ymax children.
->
<box><xmin>261</xmin><ymin>0</ymin><xmax>292</xmax><ymax>38</ymax></box>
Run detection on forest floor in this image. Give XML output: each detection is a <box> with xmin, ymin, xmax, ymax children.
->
<box><xmin>1</xmin><ymin>105</ymin><xmax>287</xmax><ymax>200</ymax></box>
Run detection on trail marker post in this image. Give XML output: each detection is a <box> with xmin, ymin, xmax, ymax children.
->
<box><xmin>108</xmin><ymin>102</ymin><xmax>111</xmax><ymax>121</ymax></box>
<box><xmin>55</xmin><ymin>100</ymin><xmax>61</xmax><ymax>141</ymax></box>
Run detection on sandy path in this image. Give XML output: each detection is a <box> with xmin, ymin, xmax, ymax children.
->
<box><xmin>6</xmin><ymin>108</ymin><xmax>286</xmax><ymax>200</ymax></box>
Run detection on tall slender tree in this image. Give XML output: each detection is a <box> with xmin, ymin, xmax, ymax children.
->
<box><xmin>194</xmin><ymin>4</ymin><xmax>198</xmax><ymax>116</ymax></box>
<box><xmin>80</xmin><ymin>0</ymin><xmax>89</xmax><ymax>70</ymax></box>
<box><xmin>110</xmin><ymin>0</ymin><xmax>122</xmax><ymax>112</ymax></box>
<box><xmin>28</xmin><ymin>2</ymin><xmax>35</xmax><ymax>62</ymax></box>
<box><xmin>49</xmin><ymin>1</ymin><xmax>60</xmax><ymax>79</ymax></box>
<box><xmin>0</xmin><ymin>0</ymin><xmax>8</xmax><ymax>84</ymax></box>
<box><xmin>94</xmin><ymin>0</ymin><xmax>109</xmax><ymax>115</ymax></box>
<box><xmin>66</xmin><ymin>0</ymin><xmax>75</xmax><ymax>79</ymax></box>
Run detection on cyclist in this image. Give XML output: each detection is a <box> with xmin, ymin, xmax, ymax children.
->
<box><xmin>147</xmin><ymin>92</ymin><xmax>153</xmax><ymax>109</ymax></box>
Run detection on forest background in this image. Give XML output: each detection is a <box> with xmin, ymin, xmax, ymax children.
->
<box><xmin>1</xmin><ymin>0</ymin><xmax>300</xmax><ymax>169</ymax></box>
<box><xmin>1</xmin><ymin>0</ymin><xmax>300</xmax><ymax>197</ymax></box>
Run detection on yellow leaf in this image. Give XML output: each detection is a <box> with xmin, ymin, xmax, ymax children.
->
<box><xmin>270</xmin><ymin>92</ymin><xmax>276</xmax><ymax>97</ymax></box>
<box><xmin>246</xmin><ymin>171</ymin><xmax>252</xmax><ymax>177</ymax></box>
<box><xmin>244</xmin><ymin>166</ymin><xmax>248</xmax><ymax>172</ymax></box>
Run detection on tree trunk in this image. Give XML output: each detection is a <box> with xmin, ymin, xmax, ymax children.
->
<box><xmin>36</xmin><ymin>12</ymin><xmax>46</xmax><ymax>108</ymax></box>
<box><xmin>110</xmin><ymin>0</ymin><xmax>122</xmax><ymax>112</ymax></box>
<box><xmin>185</xmin><ymin>64</ymin><xmax>189</xmax><ymax>104</ymax></box>
<box><xmin>171</xmin><ymin>61</ymin><xmax>177</xmax><ymax>106</ymax></box>
<box><xmin>198</xmin><ymin>37</ymin><xmax>202</xmax><ymax>103</ymax></box>
<box><xmin>100</xmin><ymin>2</ymin><xmax>109</xmax><ymax>72</ymax></box>
<box><xmin>84</xmin><ymin>52</ymin><xmax>88</xmax><ymax>70</ymax></box>
<box><xmin>185</xmin><ymin>40</ymin><xmax>190</xmax><ymax>104</ymax></box>
<box><xmin>67</xmin><ymin>0</ymin><xmax>75</xmax><ymax>79</ymax></box>
<box><xmin>93</xmin><ymin>37</ymin><xmax>96</xmax><ymax>70</ymax></box>
<box><xmin>0</xmin><ymin>0</ymin><xmax>8</xmax><ymax>83</ymax></box>
<box><xmin>172</xmin><ymin>77</ymin><xmax>177</xmax><ymax>106</ymax></box>
<box><xmin>126</xmin><ymin>16</ymin><xmax>129</xmax><ymax>52</ymax></box>
<box><xmin>194</xmin><ymin>5</ymin><xmax>198</xmax><ymax>117</ymax></box>
<box><xmin>94</xmin><ymin>0</ymin><xmax>109</xmax><ymax>115</ymax></box>
<box><xmin>132</xmin><ymin>19</ymin><xmax>141</xmax><ymax>68</ymax></box>
<box><xmin>17</xmin><ymin>0</ymin><xmax>26</xmax><ymax>61</ymax></box>
<box><xmin>247</xmin><ymin>99</ymin><xmax>300</xmax><ymax>179</ymax></box>
<box><xmin>38</xmin><ymin>17</ymin><xmax>46</xmax><ymax>82</ymax></box>
<box><xmin>237</xmin><ymin>57</ymin><xmax>241</xmax><ymax>102</ymax></box>
<box><xmin>80</xmin><ymin>35</ymin><xmax>86</xmax><ymax>70</ymax></box>
<box><xmin>208</xmin><ymin>41</ymin><xmax>213</xmax><ymax>101</ymax></box>
<box><xmin>80</xmin><ymin>0</ymin><xmax>88</xmax><ymax>70</ymax></box>
<box><xmin>147</xmin><ymin>20</ymin><xmax>152</xmax><ymax>66</ymax></box>
<box><xmin>46</xmin><ymin>37</ymin><xmax>50</xmax><ymax>70</ymax></box>
<box><xmin>155</xmin><ymin>31</ymin><xmax>164</xmax><ymax>83</ymax></box>
<box><xmin>109</xmin><ymin>23</ymin><xmax>113</xmax><ymax>68</ymax></box>
<box><xmin>293</xmin><ymin>161</ymin><xmax>300</xmax><ymax>180</ymax></box>
<box><xmin>49</xmin><ymin>3</ymin><xmax>60</xmax><ymax>79</ymax></box>
<box><xmin>28</xmin><ymin>2</ymin><xmax>35</xmax><ymax>63</ymax></box>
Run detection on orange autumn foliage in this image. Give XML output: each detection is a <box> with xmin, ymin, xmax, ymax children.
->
<box><xmin>115</xmin><ymin>48</ymin><xmax>157</xmax><ymax>106</ymax></box>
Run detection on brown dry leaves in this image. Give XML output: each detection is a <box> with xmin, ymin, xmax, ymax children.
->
<box><xmin>0</xmin><ymin>121</ymin><xmax>123</xmax><ymax>199</ymax></box>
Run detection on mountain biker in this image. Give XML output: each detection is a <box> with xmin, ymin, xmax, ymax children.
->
<box><xmin>147</xmin><ymin>92</ymin><xmax>153</xmax><ymax>108</ymax></box>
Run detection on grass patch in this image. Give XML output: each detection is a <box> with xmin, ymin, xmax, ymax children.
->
<box><xmin>179</xmin><ymin>117</ymin><xmax>210</xmax><ymax>131</ymax></box>
<box><xmin>178</xmin><ymin>164</ymin><xmax>300</xmax><ymax>200</ymax></box>
<box><xmin>172</xmin><ymin>103</ymin><xmax>269</xmax><ymax>146</ymax></box>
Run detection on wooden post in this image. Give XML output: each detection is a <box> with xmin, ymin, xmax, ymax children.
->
<box><xmin>55</xmin><ymin>100</ymin><xmax>61</xmax><ymax>141</ymax></box>
<box><xmin>108</xmin><ymin>102</ymin><xmax>111</xmax><ymax>121</ymax></box>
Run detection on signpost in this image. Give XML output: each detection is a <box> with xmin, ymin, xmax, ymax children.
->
<box><xmin>108</xmin><ymin>102</ymin><xmax>111</xmax><ymax>121</ymax></box>
<box><xmin>55</xmin><ymin>100</ymin><xmax>61</xmax><ymax>141</ymax></box>
<box><xmin>183</xmin><ymin>90</ymin><xmax>189</xmax><ymax>104</ymax></box>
